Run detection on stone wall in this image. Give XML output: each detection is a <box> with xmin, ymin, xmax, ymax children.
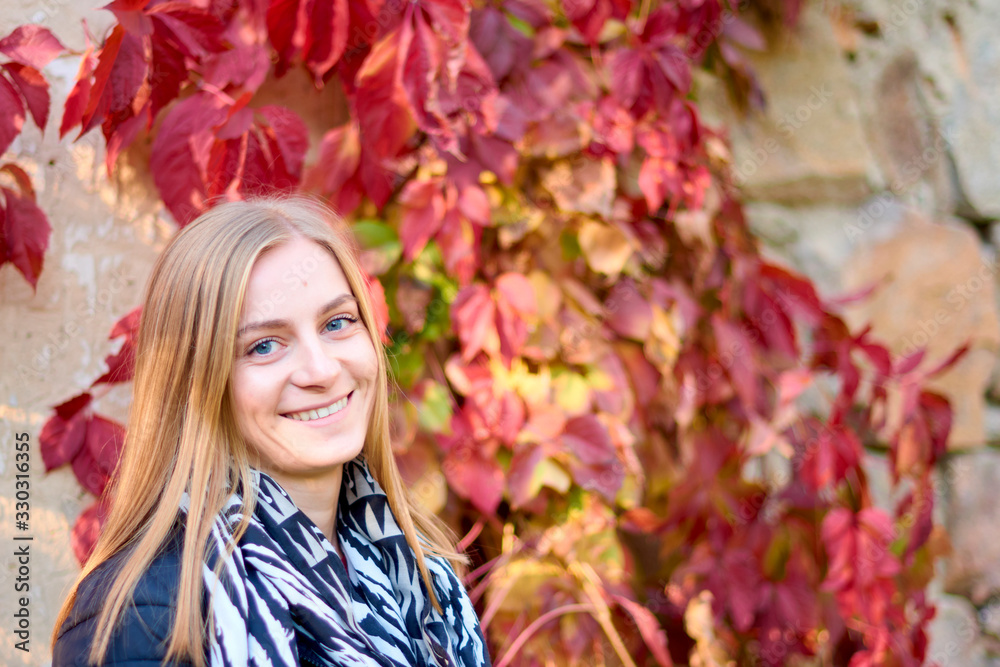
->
<box><xmin>2</xmin><ymin>0</ymin><xmax>1000</xmax><ymax>665</ymax></box>
<box><xmin>701</xmin><ymin>0</ymin><xmax>1000</xmax><ymax>663</ymax></box>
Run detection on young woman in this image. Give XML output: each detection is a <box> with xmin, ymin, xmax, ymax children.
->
<box><xmin>50</xmin><ymin>196</ymin><xmax>491</xmax><ymax>667</ymax></box>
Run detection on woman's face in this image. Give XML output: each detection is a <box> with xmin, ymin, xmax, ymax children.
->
<box><xmin>231</xmin><ymin>236</ymin><xmax>378</xmax><ymax>484</ymax></box>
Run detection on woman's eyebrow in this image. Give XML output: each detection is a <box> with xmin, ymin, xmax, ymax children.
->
<box><xmin>236</xmin><ymin>294</ymin><xmax>358</xmax><ymax>339</ymax></box>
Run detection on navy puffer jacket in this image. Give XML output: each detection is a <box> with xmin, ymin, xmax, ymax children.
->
<box><xmin>52</xmin><ymin>528</ymin><xmax>203</xmax><ymax>666</ymax></box>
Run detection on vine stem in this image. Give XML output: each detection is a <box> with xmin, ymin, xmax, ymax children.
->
<box><xmin>456</xmin><ymin>516</ymin><xmax>484</xmax><ymax>553</ymax></box>
<box><xmin>494</xmin><ymin>603</ymin><xmax>597</xmax><ymax>667</ymax></box>
<box><xmin>637</xmin><ymin>0</ymin><xmax>652</xmax><ymax>33</ymax></box>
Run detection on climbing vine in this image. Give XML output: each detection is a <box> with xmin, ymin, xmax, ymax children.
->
<box><xmin>9</xmin><ymin>0</ymin><xmax>958</xmax><ymax>663</ymax></box>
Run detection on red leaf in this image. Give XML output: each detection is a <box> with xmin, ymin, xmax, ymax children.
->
<box><xmin>2</xmin><ymin>184</ymin><xmax>51</xmax><ymax>289</ymax></box>
<box><xmin>3</xmin><ymin>63</ymin><xmax>49</xmax><ymax>130</ymax></box>
<box><xmin>106</xmin><ymin>0</ymin><xmax>155</xmax><ymax>36</ymax></box>
<box><xmin>148</xmin><ymin>36</ymin><xmax>187</xmax><ymax>120</ymax></box>
<box><xmin>398</xmin><ymin>178</ymin><xmax>446</xmax><ymax>260</ymax></box>
<box><xmin>562</xmin><ymin>414</ymin><xmax>615</xmax><ymax>465</ymax></box>
<box><xmin>439</xmin><ymin>408</ymin><xmax>504</xmax><ymax>514</ymax></box>
<box><xmin>80</xmin><ymin>26</ymin><xmax>147</xmax><ymax>137</ymax></box>
<box><xmin>86</xmin><ymin>415</ymin><xmax>126</xmax><ymax>475</ymax></box>
<box><xmin>39</xmin><ymin>393</ymin><xmax>92</xmax><ymax>471</ymax></box>
<box><xmin>822</xmin><ymin>507</ymin><xmax>900</xmax><ymax>594</ymax></box>
<box><xmin>507</xmin><ymin>443</ymin><xmax>543</xmax><ymax>508</ymax></box>
<box><xmin>303</xmin><ymin>0</ymin><xmax>349</xmax><ymax>82</ymax></box>
<box><xmin>436</xmin><ymin>208</ymin><xmax>478</xmax><ymax>286</ymax></box>
<box><xmin>0</xmin><ymin>75</ymin><xmax>25</xmax><ymax>156</ymax></box>
<box><xmin>110</xmin><ymin>305</ymin><xmax>142</xmax><ymax>339</ymax></box>
<box><xmin>451</xmin><ymin>283</ymin><xmax>496</xmax><ymax>362</ymax></box>
<box><xmin>71</xmin><ymin>499</ymin><xmax>109</xmax><ymax>564</ymax></box>
<box><xmin>797</xmin><ymin>422</ymin><xmax>862</xmax><ymax>490</ymax></box>
<box><xmin>363</xmin><ymin>272</ymin><xmax>390</xmax><ymax>344</ymax></box>
<box><xmin>150</xmin><ymin>92</ymin><xmax>227</xmax><ymax>225</ymax></box>
<box><xmin>305</xmin><ymin>122</ymin><xmax>362</xmax><ymax>212</ymax></box>
<box><xmin>0</xmin><ymin>25</ymin><xmax>64</xmax><ymax>70</ymax></box>
<box><xmin>495</xmin><ymin>272</ymin><xmax>535</xmax><ymax>360</ymax></box>
<box><xmin>93</xmin><ymin>308</ymin><xmax>141</xmax><ymax>385</ymax></box>
<box><xmin>354</xmin><ymin>28</ymin><xmax>415</xmax><ymax>158</ymax></box>
<box><xmin>267</xmin><ymin>0</ymin><xmax>308</xmax><ymax>76</ymax></box>
<box><xmin>256</xmin><ymin>106</ymin><xmax>309</xmax><ymax>179</ymax></box>
<box><xmin>148</xmin><ymin>3</ymin><xmax>226</xmax><ymax>59</ymax></box>
<box><xmin>613</xmin><ymin>595</ymin><xmax>673</xmax><ymax>666</ymax></box>
<box><xmin>605</xmin><ymin>279</ymin><xmax>652</xmax><ymax>341</ymax></box>
<box><xmin>60</xmin><ymin>39</ymin><xmax>96</xmax><ymax>139</ymax></box>
<box><xmin>711</xmin><ymin>314</ymin><xmax>761</xmax><ymax>413</ymax></box>
<box><xmin>72</xmin><ymin>439</ymin><xmax>108</xmax><ymax>496</ymax></box>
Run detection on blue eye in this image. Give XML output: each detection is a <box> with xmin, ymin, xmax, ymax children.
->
<box><xmin>325</xmin><ymin>315</ymin><xmax>357</xmax><ymax>333</ymax></box>
<box><xmin>250</xmin><ymin>339</ymin><xmax>276</xmax><ymax>356</ymax></box>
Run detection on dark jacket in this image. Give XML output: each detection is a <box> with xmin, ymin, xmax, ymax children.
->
<box><xmin>52</xmin><ymin>528</ymin><xmax>202</xmax><ymax>666</ymax></box>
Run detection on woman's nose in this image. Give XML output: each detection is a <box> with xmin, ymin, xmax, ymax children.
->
<box><xmin>289</xmin><ymin>332</ymin><xmax>340</xmax><ymax>388</ymax></box>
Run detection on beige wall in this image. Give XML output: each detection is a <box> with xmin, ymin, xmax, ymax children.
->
<box><xmin>0</xmin><ymin>2</ymin><xmax>168</xmax><ymax>665</ymax></box>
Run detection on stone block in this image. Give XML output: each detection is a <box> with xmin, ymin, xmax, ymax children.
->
<box><xmin>722</xmin><ymin>5</ymin><xmax>876</xmax><ymax>204</ymax></box>
<box><xmin>926</xmin><ymin>594</ymin><xmax>992</xmax><ymax>666</ymax></box>
<box><xmin>842</xmin><ymin>216</ymin><xmax>1000</xmax><ymax>448</ymax></box>
<box><xmin>944</xmin><ymin>450</ymin><xmax>1000</xmax><ymax>603</ymax></box>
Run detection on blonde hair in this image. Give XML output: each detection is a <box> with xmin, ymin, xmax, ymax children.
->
<box><xmin>51</xmin><ymin>195</ymin><xmax>464</xmax><ymax>666</ymax></box>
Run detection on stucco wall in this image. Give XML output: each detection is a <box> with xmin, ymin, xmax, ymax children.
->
<box><xmin>0</xmin><ymin>2</ymin><xmax>168</xmax><ymax>665</ymax></box>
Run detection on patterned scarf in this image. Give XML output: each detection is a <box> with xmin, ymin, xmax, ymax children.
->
<box><xmin>181</xmin><ymin>456</ymin><xmax>491</xmax><ymax>667</ymax></box>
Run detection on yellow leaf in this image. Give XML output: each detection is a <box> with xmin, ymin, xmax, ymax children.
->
<box><xmin>579</xmin><ymin>220</ymin><xmax>633</xmax><ymax>276</ymax></box>
<box><xmin>552</xmin><ymin>368</ymin><xmax>592</xmax><ymax>414</ymax></box>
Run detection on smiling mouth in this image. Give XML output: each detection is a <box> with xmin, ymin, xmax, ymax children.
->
<box><xmin>283</xmin><ymin>392</ymin><xmax>352</xmax><ymax>422</ymax></box>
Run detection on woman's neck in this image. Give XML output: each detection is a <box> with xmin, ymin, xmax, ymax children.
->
<box><xmin>263</xmin><ymin>464</ymin><xmax>344</xmax><ymax>550</ymax></box>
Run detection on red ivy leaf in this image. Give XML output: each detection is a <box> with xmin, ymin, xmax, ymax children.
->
<box><xmin>612</xmin><ymin>594</ymin><xmax>673</xmax><ymax>666</ymax></box>
<box><xmin>797</xmin><ymin>421</ymin><xmax>862</xmax><ymax>491</ymax></box>
<box><xmin>1</xmin><ymin>180</ymin><xmax>52</xmax><ymax>290</ymax></box>
<box><xmin>305</xmin><ymin>122</ymin><xmax>363</xmax><ymax>213</ymax></box>
<box><xmin>0</xmin><ymin>25</ymin><xmax>64</xmax><ymax>70</ymax></box>
<box><xmin>452</xmin><ymin>283</ymin><xmax>497</xmax><ymax>362</ymax></box>
<box><xmin>439</xmin><ymin>408</ymin><xmax>504</xmax><ymax>514</ymax></box>
<box><xmin>302</xmin><ymin>0</ymin><xmax>349</xmax><ymax>83</ymax></box>
<box><xmin>507</xmin><ymin>442</ymin><xmax>543</xmax><ymax>508</ymax></box>
<box><xmin>562</xmin><ymin>414</ymin><xmax>615</xmax><ymax>466</ymax></box>
<box><xmin>79</xmin><ymin>25</ymin><xmax>147</xmax><ymax>137</ymax></box>
<box><xmin>71</xmin><ymin>499</ymin><xmax>109</xmax><ymax>565</ymax></box>
<box><xmin>256</xmin><ymin>106</ymin><xmax>309</xmax><ymax>181</ymax></box>
<box><xmin>495</xmin><ymin>272</ymin><xmax>536</xmax><ymax>360</ymax></box>
<box><xmin>61</xmin><ymin>37</ymin><xmax>97</xmax><ymax>139</ymax></box>
<box><xmin>354</xmin><ymin>28</ymin><xmax>416</xmax><ymax>158</ymax></box>
<box><xmin>86</xmin><ymin>414</ymin><xmax>126</xmax><ymax>476</ymax></box>
<box><xmin>93</xmin><ymin>306</ymin><xmax>142</xmax><ymax>385</ymax></box>
<box><xmin>150</xmin><ymin>92</ymin><xmax>228</xmax><ymax>225</ymax></box>
<box><xmin>0</xmin><ymin>76</ymin><xmax>25</xmax><ymax>156</ymax></box>
<box><xmin>3</xmin><ymin>63</ymin><xmax>49</xmax><ymax>130</ymax></box>
<box><xmin>822</xmin><ymin>507</ymin><xmax>901</xmax><ymax>594</ymax></box>
<box><xmin>399</xmin><ymin>178</ymin><xmax>446</xmax><ymax>260</ymax></box>
<box><xmin>39</xmin><ymin>393</ymin><xmax>93</xmax><ymax>471</ymax></box>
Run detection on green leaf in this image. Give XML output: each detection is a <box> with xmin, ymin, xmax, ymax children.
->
<box><xmin>353</xmin><ymin>219</ymin><xmax>402</xmax><ymax>275</ymax></box>
<box><xmin>418</xmin><ymin>381</ymin><xmax>453</xmax><ymax>433</ymax></box>
<box><xmin>529</xmin><ymin>458</ymin><xmax>572</xmax><ymax>498</ymax></box>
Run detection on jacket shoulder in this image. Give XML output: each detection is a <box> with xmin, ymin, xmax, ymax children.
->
<box><xmin>52</xmin><ymin>529</ymin><xmax>197</xmax><ymax>667</ymax></box>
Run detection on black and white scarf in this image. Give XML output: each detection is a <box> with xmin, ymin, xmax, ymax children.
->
<box><xmin>180</xmin><ymin>456</ymin><xmax>491</xmax><ymax>667</ymax></box>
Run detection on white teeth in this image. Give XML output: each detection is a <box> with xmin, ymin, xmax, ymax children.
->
<box><xmin>286</xmin><ymin>396</ymin><xmax>348</xmax><ymax>421</ymax></box>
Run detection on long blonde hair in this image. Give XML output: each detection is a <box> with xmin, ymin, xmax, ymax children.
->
<box><xmin>51</xmin><ymin>195</ymin><xmax>464</xmax><ymax>666</ymax></box>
